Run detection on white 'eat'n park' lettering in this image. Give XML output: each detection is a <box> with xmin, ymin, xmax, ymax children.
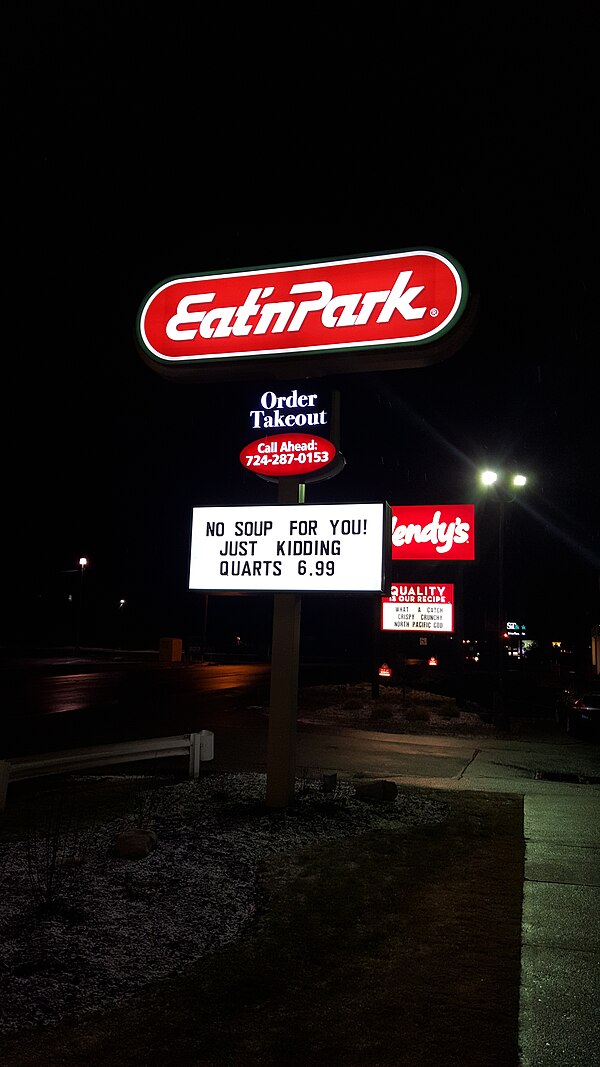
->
<box><xmin>165</xmin><ymin>271</ymin><xmax>426</xmax><ymax>341</ymax></box>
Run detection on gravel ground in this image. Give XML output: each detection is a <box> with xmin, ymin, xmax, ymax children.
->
<box><xmin>0</xmin><ymin>771</ymin><xmax>449</xmax><ymax>1036</ymax></box>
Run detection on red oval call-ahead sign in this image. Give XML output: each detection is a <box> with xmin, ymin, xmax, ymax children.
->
<box><xmin>136</xmin><ymin>249</ymin><xmax>470</xmax><ymax>381</ymax></box>
<box><xmin>240</xmin><ymin>433</ymin><xmax>337</xmax><ymax>479</ymax></box>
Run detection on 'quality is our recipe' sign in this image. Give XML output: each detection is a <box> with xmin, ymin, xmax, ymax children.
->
<box><xmin>381</xmin><ymin>583</ymin><xmax>455</xmax><ymax>633</ymax></box>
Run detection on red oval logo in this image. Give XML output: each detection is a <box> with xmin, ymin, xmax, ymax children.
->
<box><xmin>137</xmin><ymin>250</ymin><xmax>468</xmax><ymax>374</ymax></box>
<box><xmin>240</xmin><ymin>433</ymin><xmax>337</xmax><ymax>478</ymax></box>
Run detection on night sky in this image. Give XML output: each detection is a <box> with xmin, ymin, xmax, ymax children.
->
<box><xmin>4</xmin><ymin>8</ymin><xmax>598</xmax><ymax>660</ymax></box>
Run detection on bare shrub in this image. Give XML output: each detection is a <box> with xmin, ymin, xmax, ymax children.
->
<box><xmin>342</xmin><ymin>698</ymin><xmax>365</xmax><ymax>711</ymax></box>
<box><xmin>295</xmin><ymin>765</ymin><xmax>318</xmax><ymax>795</ymax></box>
<box><xmin>369</xmin><ymin>705</ymin><xmax>394</xmax><ymax>720</ymax></box>
<box><xmin>299</xmin><ymin>685</ymin><xmax>349</xmax><ymax>710</ymax></box>
<box><xmin>436</xmin><ymin>705</ymin><xmax>461</xmax><ymax>719</ymax></box>
<box><xmin>124</xmin><ymin>773</ymin><xmax>172</xmax><ymax>830</ymax></box>
<box><xmin>24</xmin><ymin>789</ymin><xmax>100</xmax><ymax>915</ymax></box>
<box><xmin>0</xmin><ymin>841</ymin><xmax>14</xmax><ymax>887</ymax></box>
<box><xmin>412</xmin><ymin>690</ymin><xmax>444</xmax><ymax>707</ymax></box>
<box><xmin>404</xmin><ymin>707</ymin><xmax>431</xmax><ymax>723</ymax></box>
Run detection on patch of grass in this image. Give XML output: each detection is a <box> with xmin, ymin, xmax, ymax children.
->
<box><xmin>0</xmin><ymin>790</ymin><xmax>525</xmax><ymax>1067</ymax></box>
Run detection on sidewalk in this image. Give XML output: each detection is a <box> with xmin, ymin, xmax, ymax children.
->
<box><xmin>520</xmin><ymin>786</ymin><xmax>600</xmax><ymax>1066</ymax></box>
<box><xmin>392</xmin><ymin>734</ymin><xmax>600</xmax><ymax>1067</ymax></box>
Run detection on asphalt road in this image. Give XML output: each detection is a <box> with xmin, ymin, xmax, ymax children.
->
<box><xmin>0</xmin><ymin>660</ymin><xmax>272</xmax><ymax>757</ymax></box>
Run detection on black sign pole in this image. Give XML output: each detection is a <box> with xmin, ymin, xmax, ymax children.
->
<box><xmin>265</xmin><ymin>476</ymin><xmax>305</xmax><ymax>809</ymax></box>
<box><xmin>371</xmin><ymin>594</ymin><xmax>381</xmax><ymax>699</ymax></box>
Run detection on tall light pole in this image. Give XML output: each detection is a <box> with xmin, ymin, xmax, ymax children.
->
<box><xmin>480</xmin><ymin>471</ymin><xmax>527</xmax><ymax>728</ymax></box>
<box><xmin>75</xmin><ymin>556</ymin><xmax>88</xmax><ymax>651</ymax></box>
<box><xmin>117</xmin><ymin>598</ymin><xmax>126</xmax><ymax>650</ymax></box>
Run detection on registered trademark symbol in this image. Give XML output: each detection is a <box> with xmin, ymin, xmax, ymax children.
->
<box><xmin>430</xmin><ymin>307</ymin><xmax>439</xmax><ymax>317</ymax></box>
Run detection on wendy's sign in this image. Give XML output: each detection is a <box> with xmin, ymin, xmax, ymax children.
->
<box><xmin>136</xmin><ymin>249</ymin><xmax>471</xmax><ymax>382</ymax></box>
<box><xmin>391</xmin><ymin>505</ymin><xmax>475</xmax><ymax>561</ymax></box>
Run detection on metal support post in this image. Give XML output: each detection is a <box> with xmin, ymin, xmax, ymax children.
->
<box><xmin>265</xmin><ymin>477</ymin><xmax>305</xmax><ymax>808</ymax></box>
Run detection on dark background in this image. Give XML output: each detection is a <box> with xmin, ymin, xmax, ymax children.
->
<box><xmin>3</xmin><ymin>6</ymin><xmax>598</xmax><ymax>667</ymax></box>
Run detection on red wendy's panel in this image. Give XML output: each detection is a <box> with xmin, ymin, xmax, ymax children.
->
<box><xmin>390</xmin><ymin>505</ymin><xmax>475</xmax><ymax>561</ymax></box>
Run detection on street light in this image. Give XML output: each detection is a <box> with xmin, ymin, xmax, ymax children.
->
<box><xmin>481</xmin><ymin>470</ymin><xmax>527</xmax><ymax>490</ymax></box>
<box><xmin>479</xmin><ymin>471</ymin><xmax>528</xmax><ymax>727</ymax></box>
<box><xmin>75</xmin><ymin>557</ymin><xmax>88</xmax><ymax>651</ymax></box>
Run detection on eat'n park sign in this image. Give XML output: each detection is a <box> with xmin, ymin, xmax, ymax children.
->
<box><xmin>136</xmin><ymin>249</ymin><xmax>471</xmax><ymax>382</ymax></box>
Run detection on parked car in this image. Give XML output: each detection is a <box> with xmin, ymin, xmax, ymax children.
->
<box><xmin>555</xmin><ymin>685</ymin><xmax>600</xmax><ymax>738</ymax></box>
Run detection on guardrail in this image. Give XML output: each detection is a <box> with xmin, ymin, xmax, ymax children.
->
<box><xmin>0</xmin><ymin>730</ymin><xmax>214</xmax><ymax>812</ymax></box>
